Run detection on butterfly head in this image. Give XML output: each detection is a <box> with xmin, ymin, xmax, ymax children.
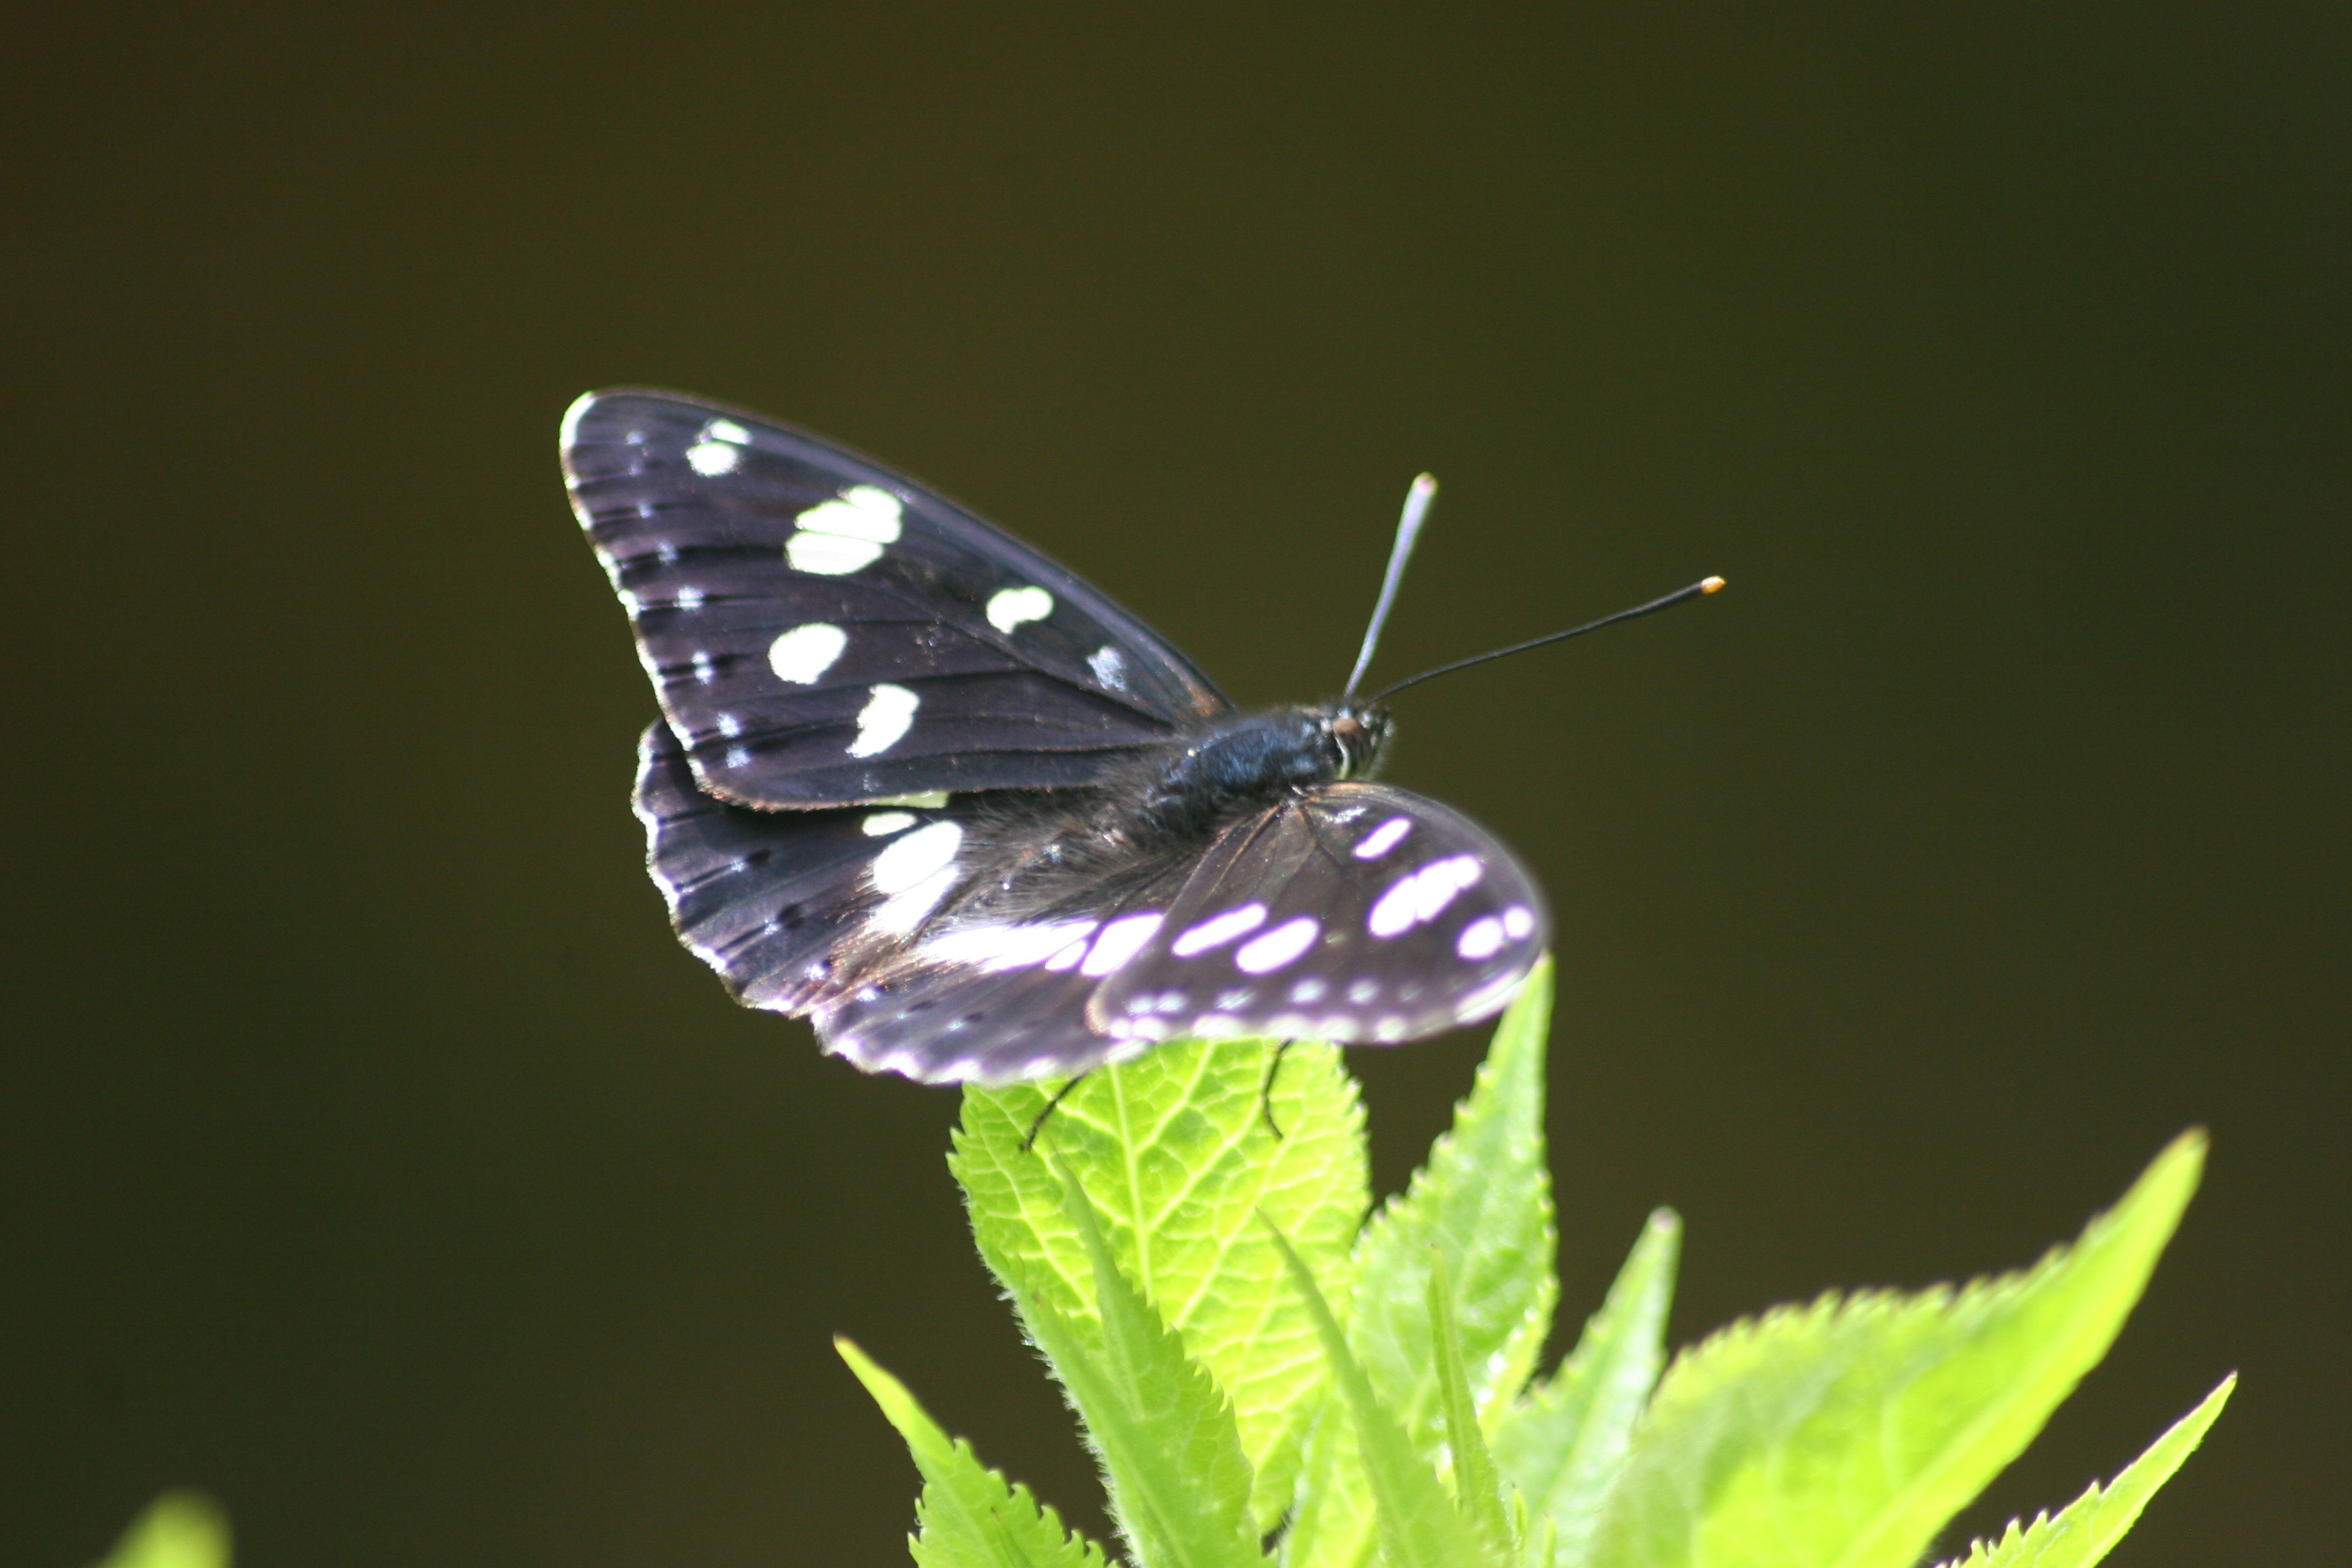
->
<box><xmin>1322</xmin><ymin>702</ymin><xmax>1392</xmax><ymax>781</ymax></box>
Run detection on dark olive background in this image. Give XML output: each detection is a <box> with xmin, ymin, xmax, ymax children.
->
<box><xmin>5</xmin><ymin>7</ymin><xmax>2345</xmax><ymax>1566</ymax></box>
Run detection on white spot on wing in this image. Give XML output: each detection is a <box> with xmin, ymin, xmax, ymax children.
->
<box><xmin>685</xmin><ymin>440</ymin><xmax>739</xmax><ymax>475</ymax></box>
<box><xmin>768</xmin><ymin>622</ymin><xmax>848</xmax><ymax>684</ymax></box>
<box><xmin>985</xmin><ymin>585</ymin><xmax>1055</xmax><ymax>634</ymax></box>
<box><xmin>869</xmin><ymin>866</ymin><xmax>959</xmax><ymax>937</ymax></box>
<box><xmin>1234</xmin><ymin>916</ymin><xmax>1320</xmax><ymax>974</ymax></box>
<box><xmin>865</xmin><ymin>820</ymin><xmax>964</xmax><ymax>935</ymax></box>
<box><xmin>1289</xmin><ymin>979</ymin><xmax>1326</xmax><ymax>1003</ymax></box>
<box><xmin>1502</xmin><ymin>905</ymin><xmax>1536</xmax><ymax>939</ymax></box>
<box><xmin>846</xmin><ymin>683</ymin><xmax>920</xmax><ymax>756</ymax></box>
<box><xmin>1171</xmin><ymin>903</ymin><xmax>1267</xmax><ymax>957</ymax></box>
<box><xmin>1367</xmin><ymin>854</ymin><xmax>1485</xmax><ymax>938</ymax></box>
<box><xmin>1353</xmin><ymin>816</ymin><xmax>1413</xmax><ymax>859</ymax></box>
<box><xmin>861</xmin><ymin>811</ymin><xmax>916</xmax><ymax>837</ymax></box>
<box><xmin>786</xmin><ymin>485</ymin><xmax>903</xmax><ymax>575</ymax></box>
<box><xmin>923</xmin><ymin>920</ymin><xmax>1100</xmax><ymax>973</ymax></box>
<box><xmin>673</xmin><ymin>586</ymin><xmax>705</xmax><ymax>610</ymax></box>
<box><xmin>1081</xmin><ymin>912</ymin><xmax>1164</xmax><ymax>976</ymax></box>
<box><xmin>811</xmin><ymin>485</ymin><xmax>904</xmax><ymax>537</ymax></box>
<box><xmin>870</xmin><ymin>820</ymin><xmax>963</xmax><ymax>895</ymax></box>
<box><xmin>703</xmin><ymin>419</ymin><xmax>751</xmax><ymax>444</ymax></box>
<box><xmin>1089</xmin><ymin>645</ymin><xmax>1128</xmax><ymax>689</ymax></box>
<box><xmin>786</xmin><ymin>532</ymin><xmax>880</xmax><ymax>575</ymax></box>
<box><xmin>1457</xmin><ymin>915</ymin><xmax>1508</xmax><ymax>960</ymax></box>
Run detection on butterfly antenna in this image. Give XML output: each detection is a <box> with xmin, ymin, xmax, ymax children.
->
<box><xmin>1369</xmin><ymin>575</ymin><xmax>1726</xmax><ymax>701</ymax></box>
<box><xmin>1343</xmin><ymin>473</ymin><xmax>1439</xmax><ymax>701</ymax></box>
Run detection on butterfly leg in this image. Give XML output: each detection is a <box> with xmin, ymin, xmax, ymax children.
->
<box><xmin>1259</xmin><ymin>1040</ymin><xmax>1294</xmax><ymax>1141</ymax></box>
<box><xmin>1021</xmin><ymin>1071</ymin><xmax>1094</xmax><ymax>1153</ymax></box>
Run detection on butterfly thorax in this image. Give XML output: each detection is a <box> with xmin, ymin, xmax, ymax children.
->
<box><xmin>925</xmin><ymin>703</ymin><xmax>1394</xmax><ymax>934</ymax></box>
<box><xmin>1129</xmin><ymin>703</ymin><xmax>1391</xmax><ymax>840</ymax></box>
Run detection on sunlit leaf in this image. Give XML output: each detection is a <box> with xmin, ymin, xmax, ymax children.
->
<box><xmin>989</xmin><ymin>1153</ymin><xmax>1261</xmax><ymax>1568</ymax></box>
<box><xmin>1493</xmin><ymin>1209</ymin><xmax>1680</xmax><ymax>1568</ymax></box>
<box><xmin>1589</xmin><ymin>1132</ymin><xmax>2206</xmax><ymax>1568</ymax></box>
<box><xmin>93</xmin><ymin>1493</ymin><xmax>230</xmax><ymax>1568</ymax></box>
<box><xmin>956</xmin><ymin>1038</ymin><xmax>1367</xmax><ymax>1528</ymax></box>
<box><xmin>838</xmin><ymin>1336</ymin><xmax>1110</xmax><ymax>1568</ymax></box>
<box><xmin>1934</xmin><ymin>1375</ymin><xmax>2233</xmax><ymax>1568</ymax></box>
<box><xmin>1270</xmin><ymin>1224</ymin><xmax>1502</xmax><ymax>1568</ymax></box>
<box><xmin>1432</xmin><ymin>1247</ymin><xmax>1515</xmax><ymax>1559</ymax></box>
<box><xmin>1290</xmin><ymin>961</ymin><xmax>1557</xmax><ymax>1568</ymax></box>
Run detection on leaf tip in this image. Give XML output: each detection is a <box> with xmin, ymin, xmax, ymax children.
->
<box><xmin>100</xmin><ymin>1491</ymin><xmax>231</xmax><ymax>1568</ymax></box>
<box><xmin>2108</xmin><ymin>1127</ymin><xmax>2208</xmax><ymax>1245</ymax></box>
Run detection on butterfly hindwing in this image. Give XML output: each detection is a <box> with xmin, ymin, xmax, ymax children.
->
<box><xmin>568</xmin><ymin>391</ymin><xmax>1230</xmax><ymax>807</ymax></box>
<box><xmin>1087</xmin><ymin>783</ymin><xmax>1549</xmax><ymax>1046</ymax></box>
<box><xmin>641</xmin><ymin>709</ymin><xmax>1190</xmax><ymax>1081</ymax></box>
<box><xmin>637</xmin><ymin>719</ymin><xmax>964</xmax><ymax>1013</ymax></box>
<box><xmin>810</xmin><ymin>891</ymin><xmax>1189</xmax><ymax>1084</ymax></box>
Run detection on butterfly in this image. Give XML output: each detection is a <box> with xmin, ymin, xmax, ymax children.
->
<box><xmin>562</xmin><ymin>389</ymin><xmax>1717</xmax><ymax>1086</ymax></box>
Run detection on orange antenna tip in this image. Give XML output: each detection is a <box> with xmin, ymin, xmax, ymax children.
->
<box><xmin>1701</xmin><ymin>576</ymin><xmax>1726</xmax><ymax>593</ymax></box>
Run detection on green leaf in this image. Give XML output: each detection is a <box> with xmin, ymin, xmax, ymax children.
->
<box><xmin>94</xmin><ymin>1493</ymin><xmax>231</xmax><ymax>1568</ymax></box>
<box><xmin>1269</xmin><ymin>1222</ymin><xmax>1502</xmax><ymax>1568</ymax></box>
<box><xmin>954</xmin><ymin>1038</ymin><xmax>1368</xmax><ymax>1528</ymax></box>
<box><xmin>1934</xmin><ymin>1374</ymin><xmax>2233</xmax><ymax>1568</ymax></box>
<box><xmin>1522</xmin><ymin>1506</ymin><xmax>1558</xmax><ymax>1568</ymax></box>
<box><xmin>1492</xmin><ymin>1209</ymin><xmax>1681</xmax><ymax>1568</ymax></box>
<box><xmin>995</xmin><ymin>1153</ymin><xmax>1263</xmax><ymax>1568</ymax></box>
<box><xmin>1354</xmin><ymin>961</ymin><xmax>1559</xmax><ymax>1440</ymax></box>
<box><xmin>1431</xmin><ymin>1248</ymin><xmax>1514</xmax><ymax>1559</ymax></box>
<box><xmin>838</xmin><ymin>1336</ymin><xmax>1110</xmax><ymax>1568</ymax></box>
<box><xmin>1289</xmin><ymin>961</ymin><xmax>1558</xmax><ymax>1568</ymax></box>
<box><xmin>1589</xmin><ymin>1130</ymin><xmax>2207</xmax><ymax>1568</ymax></box>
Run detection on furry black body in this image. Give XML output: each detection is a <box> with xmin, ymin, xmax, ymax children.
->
<box><xmin>939</xmin><ymin>703</ymin><xmax>1394</xmax><ymax>924</ymax></box>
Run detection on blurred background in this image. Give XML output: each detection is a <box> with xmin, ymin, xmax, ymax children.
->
<box><xmin>4</xmin><ymin>7</ymin><xmax>2344</xmax><ymax>1565</ymax></box>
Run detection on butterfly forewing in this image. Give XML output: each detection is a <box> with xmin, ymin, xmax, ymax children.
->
<box><xmin>1088</xmin><ymin>783</ymin><xmax>1549</xmax><ymax>1046</ymax></box>
<box><xmin>567</xmin><ymin>391</ymin><xmax>1230</xmax><ymax>807</ymax></box>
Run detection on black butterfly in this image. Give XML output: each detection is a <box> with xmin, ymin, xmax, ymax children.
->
<box><xmin>564</xmin><ymin>390</ymin><xmax>1714</xmax><ymax>1085</ymax></box>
